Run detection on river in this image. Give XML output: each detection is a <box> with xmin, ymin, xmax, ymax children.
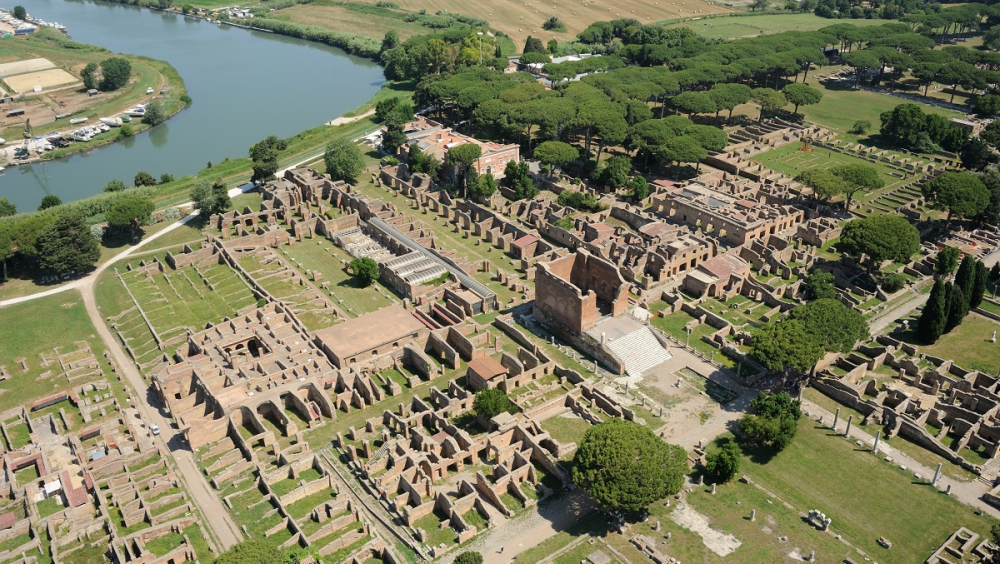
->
<box><xmin>0</xmin><ymin>0</ymin><xmax>385</xmax><ymax>211</ymax></box>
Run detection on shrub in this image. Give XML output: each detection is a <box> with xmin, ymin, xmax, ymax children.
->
<box><xmin>850</xmin><ymin>120</ymin><xmax>871</xmax><ymax>135</ymax></box>
<box><xmin>881</xmin><ymin>272</ymin><xmax>907</xmax><ymax>293</ymax></box>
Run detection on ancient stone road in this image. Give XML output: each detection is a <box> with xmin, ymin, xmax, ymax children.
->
<box><xmin>80</xmin><ymin>261</ymin><xmax>244</xmax><ymax>550</ymax></box>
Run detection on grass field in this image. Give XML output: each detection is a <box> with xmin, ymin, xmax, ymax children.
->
<box><xmin>800</xmin><ymin>76</ymin><xmax>962</xmax><ymax>137</ymax></box>
<box><xmin>737</xmin><ymin>424</ymin><xmax>996</xmax><ymax>564</ymax></box>
<box><xmin>752</xmin><ymin>143</ymin><xmax>921</xmax><ymax>212</ymax></box>
<box><xmin>94</xmin><ymin>254</ymin><xmax>257</xmax><ymax>371</ymax></box>
<box><xmin>896</xmin><ymin>313</ymin><xmax>1000</xmax><ymax>375</ymax></box>
<box><xmin>664</xmin><ymin>13</ymin><xmax>886</xmax><ymax>39</ymax></box>
<box><xmin>278</xmin><ymin>1</ymin><xmax>433</xmax><ymax>42</ymax></box>
<box><xmin>0</xmin><ymin>292</ymin><xmax>110</xmax><ymax>411</ymax></box>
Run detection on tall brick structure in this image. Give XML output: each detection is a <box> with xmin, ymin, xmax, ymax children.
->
<box><xmin>533</xmin><ymin>250</ymin><xmax>628</xmax><ymax>335</ymax></box>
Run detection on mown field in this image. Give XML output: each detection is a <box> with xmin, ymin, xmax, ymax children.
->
<box><xmin>664</xmin><ymin>12</ymin><xmax>885</xmax><ymax>39</ymax></box>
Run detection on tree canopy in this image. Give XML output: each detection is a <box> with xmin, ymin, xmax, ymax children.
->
<box><xmin>788</xmin><ymin>298</ymin><xmax>869</xmax><ymax>354</ymax></box>
<box><xmin>572</xmin><ymin>419</ymin><xmax>687</xmax><ymax>514</ymax></box>
<box><xmin>750</xmin><ymin>318</ymin><xmax>825</xmax><ymax>375</ymax></box>
<box><xmin>454</xmin><ymin>552</ymin><xmax>484</xmax><ymax>564</ymax></box>
<box><xmin>472</xmin><ymin>388</ymin><xmax>519</xmax><ymax>421</ymax></box>
<box><xmin>99</xmin><ymin>58</ymin><xmax>132</xmax><ymax>91</ymax></box>
<box><xmin>249</xmin><ymin>135</ymin><xmax>287</xmax><ymax>185</ymax></box>
<box><xmin>106</xmin><ymin>196</ymin><xmax>154</xmax><ymax>242</ymax></box>
<box><xmin>705</xmin><ymin>440</ymin><xmax>742</xmax><ymax>483</ymax></box>
<box><xmin>923</xmin><ymin>171</ymin><xmax>990</xmax><ymax>224</ymax></box>
<box><xmin>190</xmin><ymin>180</ymin><xmax>231</xmax><ymax>216</ymax></box>
<box><xmin>739</xmin><ymin>392</ymin><xmax>802</xmax><ymax>452</ymax></box>
<box><xmin>830</xmin><ymin>163</ymin><xmax>884</xmax><ymax>210</ymax></box>
<box><xmin>782</xmin><ymin>83</ymin><xmax>823</xmax><ymax>114</ymax></box>
<box><xmin>324</xmin><ymin>138</ymin><xmax>366</xmax><ymax>184</ymax></box>
<box><xmin>37</xmin><ymin>213</ymin><xmax>100</xmax><ymax>278</ymax></box>
<box><xmin>839</xmin><ymin>215</ymin><xmax>920</xmax><ymax>270</ymax></box>
<box><xmin>803</xmin><ymin>270</ymin><xmax>837</xmax><ymax>301</ymax></box>
<box><xmin>533</xmin><ymin>140</ymin><xmax>579</xmax><ymax>171</ymax></box>
<box><xmin>348</xmin><ymin>257</ymin><xmax>379</xmax><ymax>287</ymax></box>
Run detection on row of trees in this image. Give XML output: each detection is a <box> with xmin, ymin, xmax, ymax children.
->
<box><xmin>917</xmin><ymin>255</ymin><xmax>990</xmax><ymax>344</ymax></box>
<box><xmin>750</xmin><ymin>298</ymin><xmax>869</xmax><ymax>376</ymax></box>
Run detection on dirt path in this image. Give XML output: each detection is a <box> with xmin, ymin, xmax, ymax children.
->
<box><xmin>436</xmin><ymin>490</ymin><xmax>598</xmax><ymax>564</ymax></box>
<box><xmin>79</xmin><ymin>283</ymin><xmax>244</xmax><ymax>549</ymax></box>
<box><xmin>326</xmin><ymin>108</ymin><xmax>375</xmax><ymax>126</ymax></box>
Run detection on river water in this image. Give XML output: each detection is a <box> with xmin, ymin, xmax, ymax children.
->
<box><xmin>0</xmin><ymin>0</ymin><xmax>385</xmax><ymax>211</ymax></box>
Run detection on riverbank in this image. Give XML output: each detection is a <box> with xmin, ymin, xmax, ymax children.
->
<box><xmin>0</xmin><ymin>28</ymin><xmax>188</xmax><ymax>166</ymax></box>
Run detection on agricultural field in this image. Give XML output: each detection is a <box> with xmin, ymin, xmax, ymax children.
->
<box><xmin>277</xmin><ymin>0</ymin><xmax>728</xmax><ymax>49</ymax></box>
<box><xmin>664</xmin><ymin>12</ymin><xmax>886</xmax><ymax>39</ymax></box>
<box><xmin>277</xmin><ymin>1</ymin><xmax>436</xmax><ymax>42</ymax></box>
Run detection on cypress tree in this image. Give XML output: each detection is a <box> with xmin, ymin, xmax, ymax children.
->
<box><xmin>945</xmin><ymin>282</ymin><xmax>967</xmax><ymax>333</ymax></box>
<box><xmin>971</xmin><ymin>260</ymin><xmax>988</xmax><ymax>310</ymax></box>
<box><xmin>955</xmin><ymin>256</ymin><xmax>976</xmax><ymax>308</ymax></box>
<box><xmin>918</xmin><ymin>279</ymin><xmax>948</xmax><ymax>344</ymax></box>
<box><xmin>990</xmin><ymin>262</ymin><xmax>1000</xmax><ymax>281</ymax></box>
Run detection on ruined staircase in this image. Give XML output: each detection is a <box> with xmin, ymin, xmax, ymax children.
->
<box><xmin>606</xmin><ymin>326</ymin><xmax>672</xmax><ymax>379</ymax></box>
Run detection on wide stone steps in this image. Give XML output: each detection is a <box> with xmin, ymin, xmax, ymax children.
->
<box><xmin>606</xmin><ymin>326</ymin><xmax>672</xmax><ymax>378</ymax></box>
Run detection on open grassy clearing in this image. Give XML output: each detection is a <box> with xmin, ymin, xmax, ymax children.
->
<box><xmin>277</xmin><ymin>1</ymin><xmax>433</xmax><ymax>42</ymax></box>
<box><xmin>540</xmin><ymin>413</ymin><xmax>592</xmax><ymax>446</ymax></box>
<box><xmin>800</xmin><ymin>75</ymin><xmax>962</xmax><ymax>137</ymax></box>
<box><xmin>664</xmin><ymin>13</ymin><xmax>886</xmax><ymax>39</ymax></box>
<box><xmin>896</xmin><ymin>313</ymin><xmax>1000</xmax><ymax>375</ymax></box>
<box><xmin>738</xmin><ymin>424</ymin><xmax>996</xmax><ymax>564</ymax></box>
<box><xmin>0</xmin><ymin>292</ymin><xmax>110</xmax><ymax>411</ymax></box>
<box><xmin>753</xmin><ymin>144</ymin><xmax>915</xmax><ymax>190</ymax></box>
<box><xmin>281</xmin><ymin>235</ymin><xmax>400</xmax><ymax>317</ymax></box>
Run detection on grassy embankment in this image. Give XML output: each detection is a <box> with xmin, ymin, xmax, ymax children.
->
<box><xmin>0</xmin><ymin>29</ymin><xmax>188</xmax><ymax>160</ymax></box>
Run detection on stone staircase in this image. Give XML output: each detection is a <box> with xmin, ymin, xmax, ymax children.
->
<box><xmin>606</xmin><ymin>326</ymin><xmax>672</xmax><ymax>379</ymax></box>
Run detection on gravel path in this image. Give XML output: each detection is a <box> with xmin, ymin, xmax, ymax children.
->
<box><xmin>437</xmin><ymin>490</ymin><xmax>597</xmax><ymax>564</ymax></box>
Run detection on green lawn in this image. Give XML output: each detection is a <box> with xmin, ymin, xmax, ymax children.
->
<box><xmin>143</xmin><ymin>532</ymin><xmax>185</xmax><ymax>557</ymax></box>
<box><xmin>0</xmin><ymin>293</ymin><xmax>109</xmax><ymax>411</ymax></box>
<box><xmin>896</xmin><ymin>313</ymin><xmax>1000</xmax><ymax>375</ymax></box>
<box><xmin>414</xmin><ymin>512</ymin><xmax>457</xmax><ymax>547</ymax></box>
<box><xmin>753</xmin><ymin>144</ymin><xmax>914</xmax><ymax>199</ymax></box>
<box><xmin>281</xmin><ymin>236</ymin><xmax>398</xmax><ymax>318</ymax></box>
<box><xmin>801</xmin><ymin>77</ymin><xmax>962</xmax><ymax>137</ymax></box>
<box><xmin>541</xmin><ymin>414</ymin><xmax>592</xmax><ymax>447</ymax></box>
<box><xmin>739</xmin><ymin>424</ymin><xmax>996</xmax><ymax>564</ymax></box>
<box><xmin>664</xmin><ymin>13</ymin><xmax>886</xmax><ymax>39</ymax></box>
